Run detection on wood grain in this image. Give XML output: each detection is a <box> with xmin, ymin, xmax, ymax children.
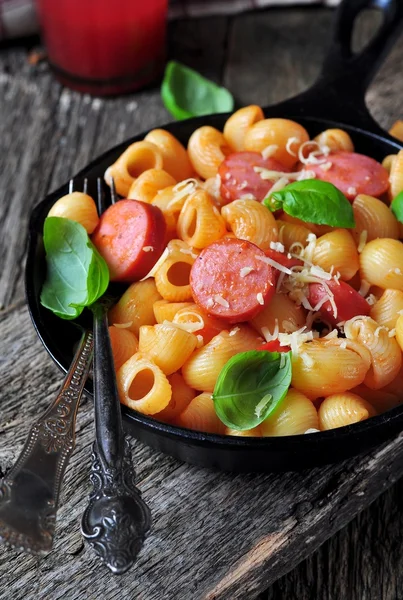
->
<box><xmin>0</xmin><ymin>7</ymin><xmax>403</xmax><ymax>600</ymax></box>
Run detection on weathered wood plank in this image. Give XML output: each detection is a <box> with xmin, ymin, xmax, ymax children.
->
<box><xmin>1</xmin><ymin>303</ymin><xmax>403</xmax><ymax>600</ymax></box>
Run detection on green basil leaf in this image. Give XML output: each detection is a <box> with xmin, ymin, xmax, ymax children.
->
<box><xmin>391</xmin><ymin>191</ymin><xmax>403</xmax><ymax>223</ymax></box>
<box><xmin>161</xmin><ymin>60</ymin><xmax>234</xmax><ymax>120</ymax></box>
<box><xmin>40</xmin><ymin>217</ymin><xmax>109</xmax><ymax>320</ymax></box>
<box><xmin>263</xmin><ymin>179</ymin><xmax>355</xmax><ymax>228</ymax></box>
<box><xmin>213</xmin><ymin>350</ymin><xmax>292</xmax><ymax>430</ymax></box>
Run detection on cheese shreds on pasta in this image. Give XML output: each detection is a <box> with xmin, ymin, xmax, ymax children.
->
<box><xmin>256</xmin><ymin>292</ymin><xmax>264</xmax><ymax>305</ymax></box>
<box><xmin>142</xmin><ymin>246</ymin><xmax>154</xmax><ymax>252</ymax></box>
<box><xmin>261</xmin><ymin>144</ymin><xmax>279</xmax><ymax>159</ymax></box>
<box><xmin>229</xmin><ymin>326</ymin><xmax>240</xmax><ymax>337</ymax></box>
<box><xmin>255</xmin><ymin>254</ymin><xmax>293</xmax><ymax>275</ymax></box>
<box><xmin>113</xmin><ymin>322</ymin><xmax>133</xmax><ymax>329</ymax></box>
<box><xmin>319</xmin><ymin>161</ymin><xmax>332</xmax><ymax>172</ymax></box>
<box><xmin>140</xmin><ymin>245</ymin><xmax>170</xmax><ymax>280</ymax></box>
<box><xmin>173</xmin><ymin>311</ymin><xmax>205</xmax><ymax>333</ymax></box>
<box><xmin>285</xmin><ymin>136</ymin><xmax>300</xmax><ymax>157</ymax></box>
<box><xmin>358</xmin><ymin>230</ymin><xmax>368</xmax><ymax>253</ymax></box>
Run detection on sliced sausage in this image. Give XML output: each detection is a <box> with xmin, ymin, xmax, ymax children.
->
<box><xmin>308</xmin><ymin>280</ymin><xmax>371</xmax><ymax>326</ymax></box>
<box><xmin>219</xmin><ymin>151</ymin><xmax>289</xmax><ymax>204</ymax></box>
<box><xmin>190</xmin><ymin>237</ymin><xmax>276</xmax><ymax>323</ymax></box>
<box><xmin>307</xmin><ymin>151</ymin><xmax>389</xmax><ymax>200</ymax></box>
<box><xmin>92</xmin><ymin>199</ymin><xmax>166</xmax><ymax>282</ymax></box>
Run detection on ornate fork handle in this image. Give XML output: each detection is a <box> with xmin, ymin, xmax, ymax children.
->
<box><xmin>0</xmin><ymin>330</ymin><xmax>94</xmax><ymax>554</ymax></box>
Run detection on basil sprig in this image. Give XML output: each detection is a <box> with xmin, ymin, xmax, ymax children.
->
<box><xmin>213</xmin><ymin>350</ymin><xmax>292</xmax><ymax>431</ymax></box>
<box><xmin>264</xmin><ymin>179</ymin><xmax>355</xmax><ymax>228</ymax></box>
<box><xmin>161</xmin><ymin>60</ymin><xmax>234</xmax><ymax>121</ymax></box>
<box><xmin>391</xmin><ymin>191</ymin><xmax>403</xmax><ymax>223</ymax></box>
<box><xmin>40</xmin><ymin>217</ymin><xmax>109</xmax><ymax>320</ymax></box>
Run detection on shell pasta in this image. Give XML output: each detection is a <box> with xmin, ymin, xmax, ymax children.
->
<box><xmin>47</xmin><ymin>103</ymin><xmax>403</xmax><ymax>440</ymax></box>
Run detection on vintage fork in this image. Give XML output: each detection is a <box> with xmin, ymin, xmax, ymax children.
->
<box><xmin>0</xmin><ymin>178</ymin><xmax>151</xmax><ymax>567</ymax></box>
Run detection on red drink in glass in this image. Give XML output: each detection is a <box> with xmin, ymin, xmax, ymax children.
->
<box><xmin>35</xmin><ymin>0</ymin><xmax>168</xmax><ymax>95</ymax></box>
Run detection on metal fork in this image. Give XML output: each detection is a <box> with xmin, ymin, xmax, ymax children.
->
<box><xmin>0</xmin><ymin>178</ymin><xmax>151</xmax><ymax>571</ymax></box>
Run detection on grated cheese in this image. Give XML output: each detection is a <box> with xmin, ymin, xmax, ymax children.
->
<box><xmin>340</xmin><ymin>341</ymin><xmax>347</xmax><ymax>349</ymax></box>
<box><xmin>304</xmin><ymin>428</ymin><xmax>320</xmax><ymax>434</ymax></box>
<box><xmin>255</xmin><ymin>254</ymin><xmax>292</xmax><ymax>275</ymax></box>
<box><xmin>298</xmin><ymin>140</ymin><xmax>330</xmax><ymax>165</ymax></box>
<box><xmin>323</xmin><ymin>329</ymin><xmax>338</xmax><ymax>339</ymax></box>
<box><xmin>229</xmin><ymin>326</ymin><xmax>240</xmax><ymax>337</ymax></box>
<box><xmin>113</xmin><ymin>322</ymin><xmax>133</xmax><ymax>329</ymax></box>
<box><xmin>394</xmin><ymin>268</ymin><xmax>402</xmax><ymax>275</ymax></box>
<box><xmin>140</xmin><ymin>245</ymin><xmax>170</xmax><ymax>280</ymax></box>
<box><xmin>206</xmin><ymin>298</ymin><xmax>214</xmax><ymax>309</ymax></box>
<box><xmin>374</xmin><ymin>325</ymin><xmax>388</xmax><ymax>338</ymax></box>
<box><xmin>301</xmin><ymin>352</ymin><xmax>315</xmax><ymax>368</ymax></box>
<box><xmin>357</xmin><ymin>230</ymin><xmax>368</xmax><ymax>253</ymax></box>
<box><xmin>238</xmin><ymin>180</ymin><xmax>248</xmax><ymax>190</ymax></box>
<box><xmin>270</xmin><ymin>241</ymin><xmax>285</xmax><ymax>253</ymax></box>
<box><xmin>347</xmin><ymin>186</ymin><xmax>357</xmax><ymax>196</ymax></box>
<box><xmin>180</xmin><ymin>247</ymin><xmax>198</xmax><ymax>259</ymax></box>
<box><xmin>261</xmin><ymin>320</ymin><xmax>279</xmax><ymax>342</ymax></box>
<box><xmin>310</xmin><ymin>265</ymin><xmax>333</xmax><ymax>281</ymax></box>
<box><xmin>285</xmin><ymin>137</ymin><xmax>300</xmax><ymax>157</ymax></box>
<box><xmin>224</xmin><ymin>172</ymin><xmax>231</xmax><ymax>180</ymax></box>
<box><xmin>297</xmin><ymin>169</ymin><xmax>317</xmax><ymax>181</ymax></box>
<box><xmin>280</xmin><ymin>353</ymin><xmax>286</xmax><ymax>368</ymax></box>
<box><xmin>388</xmin><ymin>328</ymin><xmax>397</xmax><ymax>337</ymax></box>
<box><xmin>261</xmin><ymin>144</ymin><xmax>279</xmax><ymax>159</ymax></box>
<box><xmin>167</xmin><ymin>178</ymin><xmax>199</xmax><ymax>210</ymax></box>
<box><xmin>240</xmin><ymin>266</ymin><xmax>255</xmax><ymax>277</ymax></box>
<box><xmin>213</xmin><ymin>294</ymin><xmax>230</xmax><ymax>308</ymax></box>
<box><xmin>196</xmin><ymin>335</ymin><xmax>204</xmax><ymax>347</ymax></box>
<box><xmin>142</xmin><ymin>246</ymin><xmax>154</xmax><ymax>252</ymax></box>
<box><xmin>239</xmin><ymin>193</ymin><xmax>257</xmax><ymax>201</ymax></box>
<box><xmin>254</xmin><ymin>394</ymin><xmax>273</xmax><ymax>419</ymax></box>
<box><xmin>269</xmin><ymin>176</ymin><xmax>290</xmax><ymax>194</ymax></box>
<box><xmin>366</xmin><ymin>293</ymin><xmax>377</xmax><ymax>306</ymax></box>
<box><xmin>256</xmin><ymin>292</ymin><xmax>264</xmax><ymax>305</ymax></box>
<box><xmin>319</xmin><ymin>161</ymin><xmax>332</xmax><ymax>172</ymax></box>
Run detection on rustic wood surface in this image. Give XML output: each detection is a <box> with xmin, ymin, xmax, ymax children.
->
<box><xmin>0</xmin><ymin>7</ymin><xmax>402</xmax><ymax>600</ymax></box>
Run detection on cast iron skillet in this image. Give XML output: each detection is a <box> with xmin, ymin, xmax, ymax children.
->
<box><xmin>26</xmin><ymin>0</ymin><xmax>403</xmax><ymax>472</ymax></box>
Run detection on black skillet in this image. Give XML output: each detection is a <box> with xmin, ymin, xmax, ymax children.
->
<box><xmin>26</xmin><ymin>0</ymin><xmax>403</xmax><ymax>472</ymax></box>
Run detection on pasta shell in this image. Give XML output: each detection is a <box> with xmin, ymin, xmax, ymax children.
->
<box><xmin>260</xmin><ymin>389</ymin><xmax>319</xmax><ymax>436</ymax></box>
<box><xmin>243</xmin><ymin>119</ymin><xmax>309</xmax><ymax>169</ymax></box>
<box><xmin>360</xmin><ymin>238</ymin><xmax>403</xmax><ymax>291</ymax></box>
<box><xmin>127</xmin><ymin>168</ymin><xmax>176</xmax><ymax>203</ymax></box>
<box><xmin>155</xmin><ymin>372</ymin><xmax>195</xmax><ymax>422</ymax></box>
<box><xmin>250</xmin><ymin>292</ymin><xmax>306</xmax><ymax>337</ymax></box>
<box><xmin>277</xmin><ymin>220</ymin><xmax>311</xmax><ymax>251</ymax></box>
<box><xmin>176</xmin><ymin>393</ymin><xmax>225</xmax><ymax>434</ymax></box>
<box><xmin>370</xmin><ymin>289</ymin><xmax>403</xmax><ymax>329</ymax></box>
<box><xmin>291</xmin><ymin>338</ymin><xmax>371</xmax><ymax>399</ymax></box>
<box><xmin>104</xmin><ymin>141</ymin><xmax>163</xmax><ymax>197</ymax></box>
<box><xmin>312</xmin><ymin>229</ymin><xmax>359</xmax><ymax>281</ymax></box>
<box><xmin>313</xmin><ymin>129</ymin><xmax>354</xmax><ymax>152</ymax></box>
<box><xmin>139</xmin><ymin>323</ymin><xmax>197</xmax><ymax>375</ymax></box>
<box><xmin>48</xmin><ymin>192</ymin><xmax>99</xmax><ymax>234</ymax></box>
<box><xmin>223</xmin><ymin>105</ymin><xmax>264</xmax><ymax>151</ymax></box>
<box><xmin>182</xmin><ymin>326</ymin><xmax>262</xmax><ymax>392</ymax></box>
<box><xmin>117</xmin><ymin>352</ymin><xmax>172</xmax><ymax>415</ymax></box>
<box><xmin>319</xmin><ymin>393</ymin><xmax>376</xmax><ymax>430</ymax></box>
<box><xmin>153</xmin><ymin>300</ymin><xmax>194</xmax><ymax>324</ymax></box>
<box><xmin>344</xmin><ymin>316</ymin><xmax>402</xmax><ymax>389</ymax></box>
<box><xmin>225</xmin><ymin>426</ymin><xmax>262</xmax><ymax>437</ymax></box>
<box><xmin>108</xmin><ymin>279</ymin><xmax>162</xmax><ymax>336</ymax></box>
<box><xmin>221</xmin><ymin>199</ymin><xmax>278</xmax><ymax>251</ymax></box>
<box><xmin>188</xmin><ymin>126</ymin><xmax>232</xmax><ymax>179</ymax></box>
<box><xmin>352</xmin><ymin>194</ymin><xmax>399</xmax><ymax>243</ymax></box>
<box><xmin>108</xmin><ymin>326</ymin><xmax>139</xmax><ymax>371</ymax></box>
<box><xmin>144</xmin><ymin>129</ymin><xmax>194</xmax><ymax>181</ymax></box>
<box><xmin>177</xmin><ymin>190</ymin><xmax>227</xmax><ymax>249</ymax></box>
<box><xmin>154</xmin><ymin>239</ymin><xmax>198</xmax><ymax>302</ymax></box>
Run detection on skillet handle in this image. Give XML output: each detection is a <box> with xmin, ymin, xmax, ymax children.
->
<box><xmin>269</xmin><ymin>0</ymin><xmax>403</xmax><ymax>136</ymax></box>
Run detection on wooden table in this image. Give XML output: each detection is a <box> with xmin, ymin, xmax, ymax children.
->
<box><xmin>1</xmin><ymin>7</ymin><xmax>403</xmax><ymax>600</ymax></box>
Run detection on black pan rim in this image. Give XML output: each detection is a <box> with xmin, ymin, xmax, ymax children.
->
<box><xmin>25</xmin><ymin>113</ymin><xmax>403</xmax><ymax>453</ymax></box>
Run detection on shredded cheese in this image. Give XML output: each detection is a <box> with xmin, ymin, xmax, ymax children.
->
<box><xmin>269</xmin><ymin>176</ymin><xmax>290</xmax><ymax>194</ymax></box>
<box><xmin>113</xmin><ymin>322</ymin><xmax>133</xmax><ymax>329</ymax></box>
<box><xmin>319</xmin><ymin>161</ymin><xmax>332</xmax><ymax>172</ymax></box>
<box><xmin>256</xmin><ymin>292</ymin><xmax>264</xmax><ymax>305</ymax></box>
<box><xmin>357</xmin><ymin>230</ymin><xmax>368</xmax><ymax>253</ymax></box>
<box><xmin>142</xmin><ymin>246</ymin><xmax>154</xmax><ymax>252</ymax></box>
<box><xmin>240</xmin><ymin>266</ymin><xmax>254</xmax><ymax>278</ymax></box>
<box><xmin>366</xmin><ymin>293</ymin><xmax>377</xmax><ymax>306</ymax></box>
<box><xmin>255</xmin><ymin>254</ymin><xmax>292</xmax><ymax>275</ymax></box>
<box><xmin>239</xmin><ymin>193</ymin><xmax>257</xmax><ymax>201</ymax></box>
<box><xmin>388</xmin><ymin>328</ymin><xmax>396</xmax><ymax>337</ymax></box>
<box><xmin>347</xmin><ymin>186</ymin><xmax>357</xmax><ymax>196</ymax></box>
<box><xmin>261</xmin><ymin>144</ymin><xmax>279</xmax><ymax>159</ymax></box>
<box><xmin>196</xmin><ymin>335</ymin><xmax>204</xmax><ymax>347</ymax></box>
<box><xmin>285</xmin><ymin>137</ymin><xmax>300</xmax><ymax>157</ymax></box>
<box><xmin>269</xmin><ymin>241</ymin><xmax>285</xmax><ymax>253</ymax></box>
<box><xmin>229</xmin><ymin>326</ymin><xmax>240</xmax><ymax>337</ymax></box>
<box><xmin>213</xmin><ymin>294</ymin><xmax>230</xmax><ymax>308</ymax></box>
<box><xmin>140</xmin><ymin>245</ymin><xmax>170</xmax><ymax>280</ymax></box>
<box><xmin>173</xmin><ymin>311</ymin><xmax>205</xmax><ymax>333</ymax></box>
<box><xmin>304</xmin><ymin>428</ymin><xmax>320</xmax><ymax>434</ymax></box>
